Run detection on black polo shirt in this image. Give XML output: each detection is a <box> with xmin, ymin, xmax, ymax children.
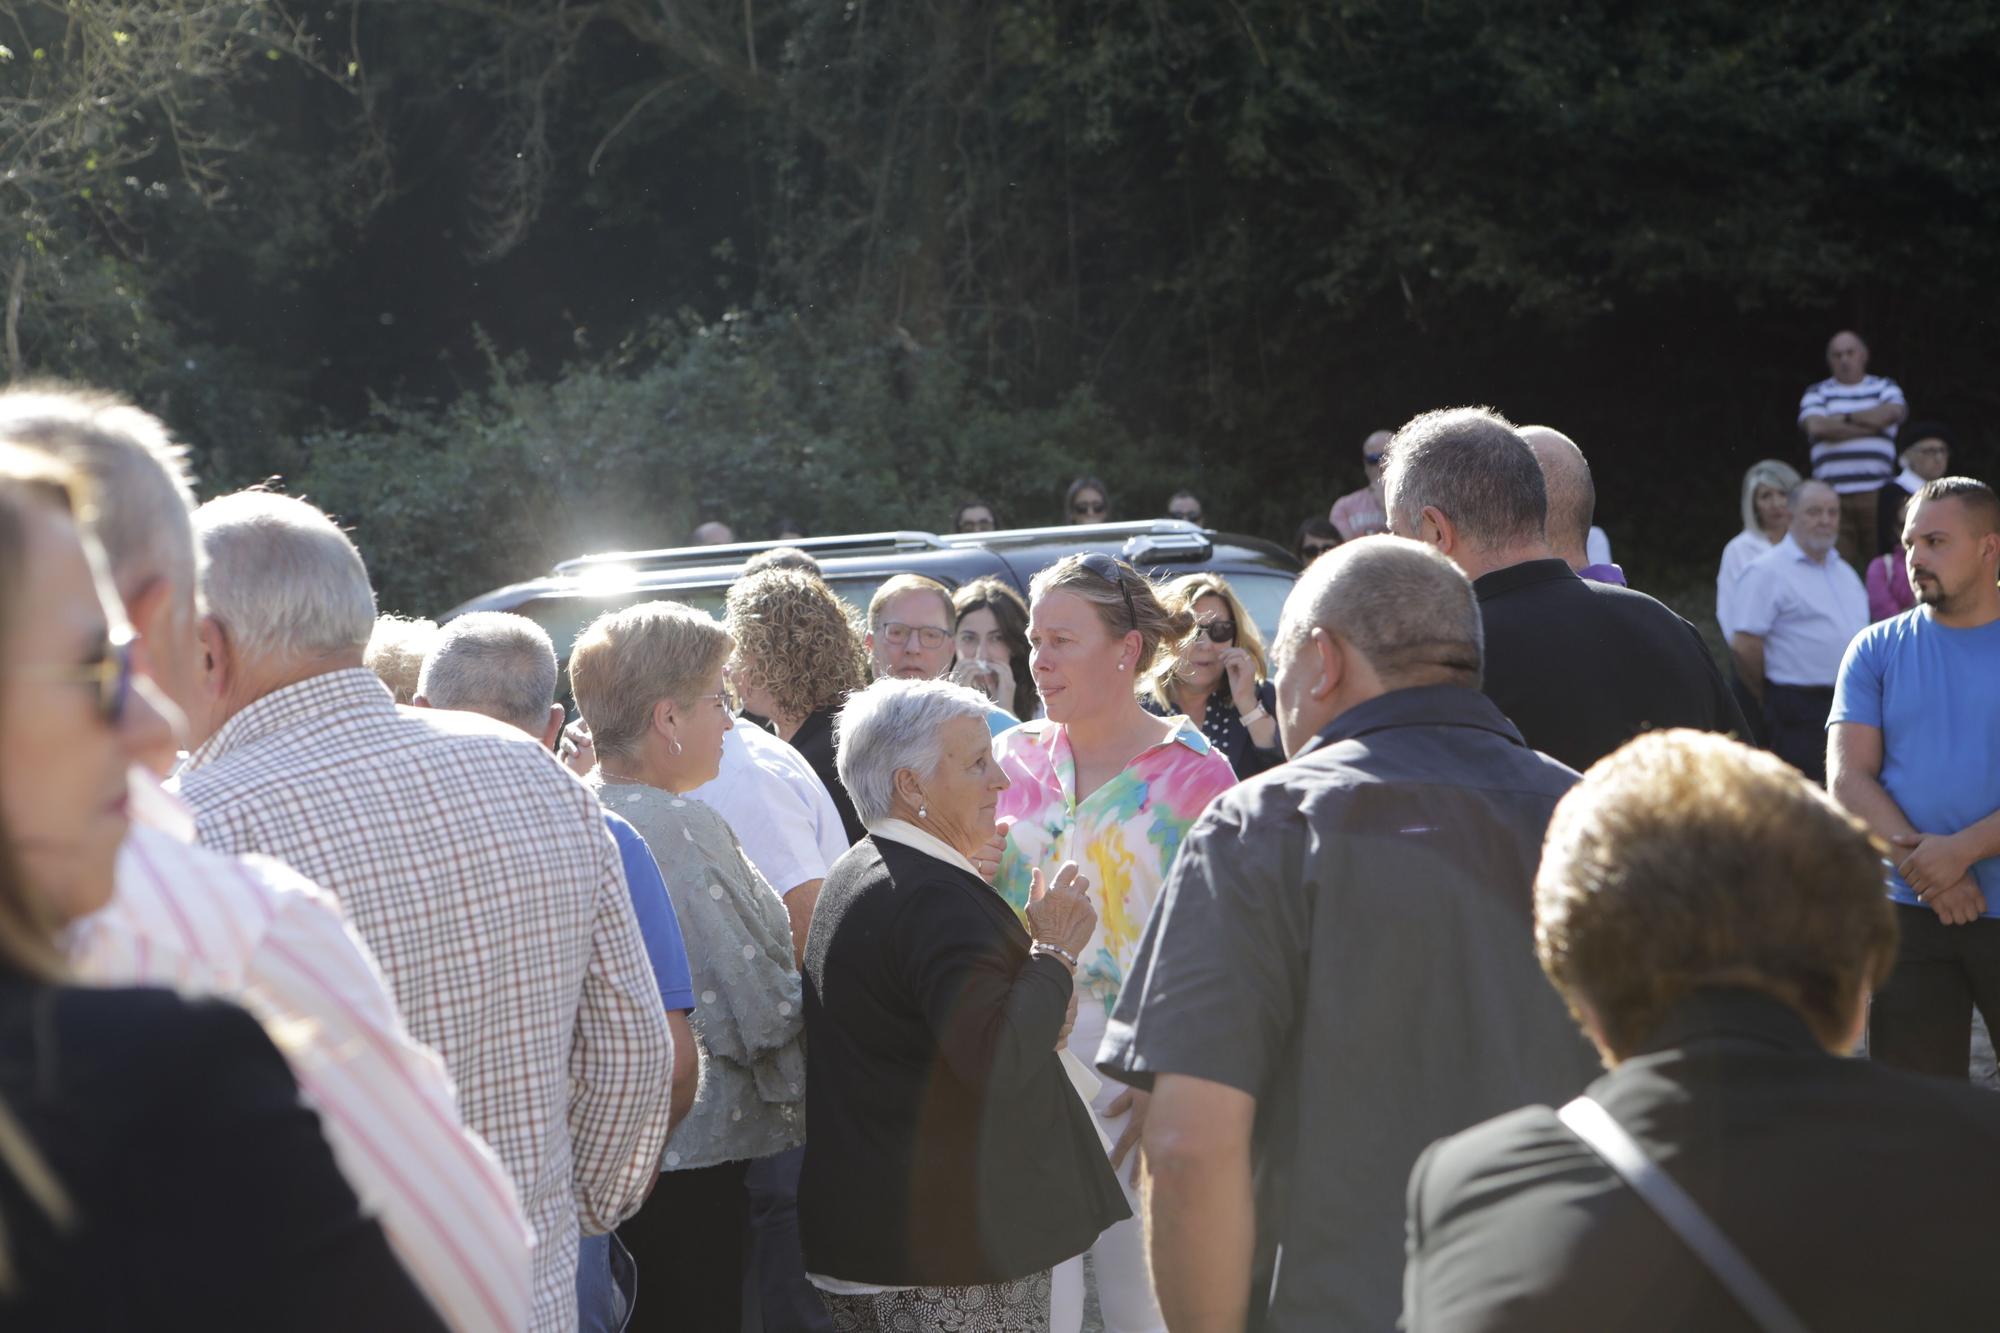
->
<box><xmin>1475</xmin><ymin>558</ymin><xmax>1746</xmax><ymax>773</ymax></box>
<box><xmin>1098</xmin><ymin>685</ymin><xmax>1602</xmax><ymax>1333</ymax></box>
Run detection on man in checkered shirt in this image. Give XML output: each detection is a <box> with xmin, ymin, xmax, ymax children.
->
<box><xmin>177</xmin><ymin>491</ymin><xmax>674</xmax><ymax>1333</ymax></box>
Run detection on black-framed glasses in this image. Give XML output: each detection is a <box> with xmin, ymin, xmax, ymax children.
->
<box><xmin>21</xmin><ymin>631</ymin><xmax>135</xmax><ymax>725</ymax></box>
<box><xmin>877</xmin><ymin>621</ymin><xmax>951</xmax><ymax>650</ymax></box>
<box><xmin>1196</xmin><ymin>619</ymin><xmax>1236</xmax><ymax>644</ymax></box>
<box><xmin>1078</xmin><ymin>552</ymin><xmax>1137</xmax><ymax>629</ymax></box>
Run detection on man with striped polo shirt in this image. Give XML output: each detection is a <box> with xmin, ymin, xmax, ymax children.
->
<box><xmin>1798</xmin><ymin>329</ymin><xmax>1907</xmax><ymax>566</ymax></box>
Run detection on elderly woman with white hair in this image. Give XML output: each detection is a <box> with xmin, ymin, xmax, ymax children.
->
<box><xmin>799</xmin><ymin>678</ymin><xmax>1127</xmax><ymax>1333</ymax></box>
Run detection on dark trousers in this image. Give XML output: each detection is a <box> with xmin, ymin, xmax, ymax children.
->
<box><xmin>619</xmin><ymin>1159</ymin><xmax>751</xmax><ymax>1332</ymax></box>
<box><xmin>1762</xmin><ymin>683</ymin><xmax>1835</xmax><ymax>785</ymax></box>
<box><xmin>1870</xmin><ymin>904</ymin><xmax>2000</xmax><ymax>1080</ymax></box>
<box><xmin>744</xmin><ymin>1147</ymin><xmax>832</xmax><ymax>1332</ymax></box>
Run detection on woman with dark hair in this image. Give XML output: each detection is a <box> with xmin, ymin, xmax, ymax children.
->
<box><xmin>993</xmin><ymin>554</ymin><xmax>1236</xmax><ymax>1332</ymax></box>
<box><xmin>954</xmin><ymin>497</ymin><xmax>1000</xmax><ymax>533</ymax></box>
<box><xmin>0</xmin><ymin>445</ymin><xmax>445</xmax><ymax>1330</ymax></box>
<box><xmin>951</xmin><ymin>577</ymin><xmax>1036</xmax><ymax>721</ymax></box>
<box><xmin>725</xmin><ymin>569</ymin><xmax>872</xmax><ymax>843</ymax></box>
<box><xmin>1294</xmin><ymin>515</ymin><xmax>1341</xmax><ymax>564</ymax></box>
<box><xmin>1063</xmin><ymin>476</ymin><xmax>1111</xmax><ymax>525</ymax></box>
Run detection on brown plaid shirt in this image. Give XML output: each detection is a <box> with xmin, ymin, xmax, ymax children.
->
<box><xmin>179</xmin><ymin>669</ymin><xmax>673</xmax><ymax>1333</ymax></box>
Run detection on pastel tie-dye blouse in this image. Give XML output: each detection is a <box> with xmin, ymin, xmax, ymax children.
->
<box><xmin>993</xmin><ymin>717</ymin><xmax>1238</xmax><ymax>1021</ymax></box>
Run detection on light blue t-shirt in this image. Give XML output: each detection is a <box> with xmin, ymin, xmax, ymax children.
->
<box><xmin>1830</xmin><ymin>608</ymin><xmax>2000</xmax><ymax>915</ymax></box>
<box><xmin>983</xmin><ymin>702</ymin><xmax>1018</xmax><ymax>738</ymax></box>
<box><xmin>603</xmin><ymin>810</ymin><xmax>697</xmax><ymax>1010</ymax></box>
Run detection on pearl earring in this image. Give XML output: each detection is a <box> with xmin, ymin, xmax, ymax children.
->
<box><xmin>918</xmin><ymin>803</ymin><xmax>927</xmax><ymax>819</ymax></box>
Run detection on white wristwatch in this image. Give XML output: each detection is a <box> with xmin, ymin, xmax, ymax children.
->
<box><xmin>1239</xmin><ymin>703</ymin><xmax>1269</xmax><ymax>725</ymax></box>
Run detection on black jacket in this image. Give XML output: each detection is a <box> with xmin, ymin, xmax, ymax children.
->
<box><xmin>1405</xmin><ymin>988</ymin><xmax>2000</xmax><ymax>1332</ymax></box>
<box><xmin>0</xmin><ymin>972</ymin><xmax>443</xmax><ymax>1330</ymax></box>
<box><xmin>798</xmin><ymin>836</ymin><xmax>1129</xmax><ymax>1286</ymax></box>
<box><xmin>785</xmin><ymin>704</ymin><xmax>866</xmax><ymax>846</ymax></box>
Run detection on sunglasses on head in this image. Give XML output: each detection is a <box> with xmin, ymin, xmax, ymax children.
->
<box><xmin>22</xmin><ymin>631</ymin><xmax>136</xmax><ymax>725</ymax></box>
<box><xmin>1078</xmin><ymin>552</ymin><xmax>1137</xmax><ymax>629</ymax></box>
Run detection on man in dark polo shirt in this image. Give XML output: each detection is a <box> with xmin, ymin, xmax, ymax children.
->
<box><xmin>1380</xmin><ymin>406</ymin><xmax>1745</xmax><ymax>772</ymax></box>
<box><xmin>1097</xmin><ymin>536</ymin><xmax>1600</xmax><ymax>1333</ymax></box>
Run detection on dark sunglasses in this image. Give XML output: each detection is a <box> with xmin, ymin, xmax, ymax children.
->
<box><xmin>1300</xmin><ymin>541</ymin><xmax>1338</xmax><ymax>559</ymax></box>
<box><xmin>1071</xmin><ymin>500</ymin><xmax>1107</xmax><ymax>516</ymax></box>
<box><xmin>1364</xmin><ymin>452</ymin><xmax>1385</xmax><ymax>466</ymax></box>
<box><xmin>1078</xmin><ymin>552</ymin><xmax>1137</xmax><ymax>629</ymax></box>
<box><xmin>23</xmin><ymin>632</ymin><xmax>136</xmax><ymax>725</ymax></box>
<box><xmin>1169</xmin><ymin>508</ymin><xmax>1202</xmax><ymax>522</ymax></box>
<box><xmin>1196</xmin><ymin>620</ymin><xmax>1236</xmax><ymax>644</ymax></box>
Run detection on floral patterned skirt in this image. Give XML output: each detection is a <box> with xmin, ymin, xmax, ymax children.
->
<box><xmin>819</xmin><ymin>1271</ymin><xmax>1052</xmax><ymax>1333</ymax></box>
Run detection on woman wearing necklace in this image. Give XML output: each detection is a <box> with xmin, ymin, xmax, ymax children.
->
<box><xmin>1143</xmin><ymin>573</ymin><xmax>1282</xmax><ymax>780</ymax></box>
<box><xmin>569</xmin><ymin>600</ymin><xmax>806</xmax><ymax>1333</ymax></box>
<box><xmin>992</xmin><ymin>554</ymin><xmax>1237</xmax><ymax>1333</ymax></box>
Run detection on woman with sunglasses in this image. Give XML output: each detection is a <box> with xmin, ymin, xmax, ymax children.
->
<box><xmin>0</xmin><ymin>446</ymin><xmax>445</xmax><ymax>1329</ymax></box>
<box><xmin>1143</xmin><ymin>574</ymin><xmax>1282</xmax><ymax>780</ymax></box>
<box><xmin>992</xmin><ymin>553</ymin><xmax>1237</xmax><ymax>1333</ymax></box>
<box><xmin>1064</xmin><ymin>476</ymin><xmax>1111</xmax><ymax>525</ymax></box>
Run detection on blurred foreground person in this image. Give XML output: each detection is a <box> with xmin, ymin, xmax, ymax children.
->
<box><xmin>800</xmin><ymin>680</ymin><xmax>1129</xmax><ymax>1333</ymax></box>
<box><xmin>177</xmin><ymin>492</ymin><xmax>671</xmax><ymax>1333</ymax></box>
<box><xmin>1100</xmin><ymin>538</ymin><xmax>1597</xmax><ymax>1333</ymax></box>
<box><xmin>0</xmin><ymin>448</ymin><xmax>446</xmax><ymax>1330</ymax></box>
<box><xmin>1385</xmin><ymin>406</ymin><xmax>1744</xmax><ymax>771</ymax></box>
<box><xmin>1</xmin><ymin>389</ymin><xmax>533</xmax><ymax>1329</ymax></box>
<box><xmin>1728</xmin><ymin>480</ymin><xmax>1866</xmax><ymax>784</ymax></box>
<box><xmin>1404</xmin><ymin>730</ymin><xmax>2000</xmax><ymax>1333</ymax></box>
<box><xmin>1520</xmin><ymin>426</ymin><xmax>1623</xmax><ymax>586</ymax></box>
<box><xmin>1832</xmin><ymin>479</ymin><xmax>2000</xmax><ymax>1077</ymax></box>
<box><xmin>995</xmin><ymin>553</ymin><xmax>1236</xmax><ymax>1333</ymax></box>
<box><xmin>365</xmin><ymin>613</ymin><xmax>438</xmax><ymax>704</ymax></box>
<box><xmin>725</xmin><ymin>568</ymin><xmax>871</xmax><ymax>843</ymax></box>
<box><xmin>570</xmin><ymin>601</ymin><xmax>808</xmax><ymax>1333</ymax></box>
<box><xmin>1144</xmin><ymin>572</ymin><xmax>1282</xmax><ymax>779</ymax></box>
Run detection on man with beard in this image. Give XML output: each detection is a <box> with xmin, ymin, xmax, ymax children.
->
<box><xmin>1830</xmin><ymin>478</ymin><xmax>2000</xmax><ymax>1078</ymax></box>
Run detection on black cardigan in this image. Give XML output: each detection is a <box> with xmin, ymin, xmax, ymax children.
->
<box><xmin>799</xmin><ymin>836</ymin><xmax>1129</xmax><ymax>1287</ymax></box>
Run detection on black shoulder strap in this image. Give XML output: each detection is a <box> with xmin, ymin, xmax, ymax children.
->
<box><xmin>1557</xmin><ymin>1097</ymin><xmax>1809</xmax><ymax>1333</ymax></box>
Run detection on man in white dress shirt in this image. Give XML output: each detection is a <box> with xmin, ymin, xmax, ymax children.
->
<box><xmin>1731</xmin><ymin>479</ymin><xmax>1869</xmax><ymax>785</ymax></box>
<box><xmin>0</xmin><ymin>387</ymin><xmax>534</xmax><ymax>1331</ymax></box>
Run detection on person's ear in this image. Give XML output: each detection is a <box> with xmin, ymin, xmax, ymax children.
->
<box><xmin>891</xmin><ymin>765</ymin><xmax>925</xmax><ymax>812</ymax></box>
<box><xmin>1121</xmin><ymin>628</ymin><xmax>1143</xmax><ymax>673</ymax></box>
<box><xmin>196</xmin><ymin>613</ymin><xmax>231</xmax><ymax>702</ymax></box>
<box><xmin>539</xmin><ymin>704</ymin><xmax>566</xmax><ymax>752</ymax></box>
<box><xmin>1419</xmin><ymin>505</ymin><xmax>1457</xmax><ymax>555</ymax></box>
<box><xmin>650</xmin><ymin>697</ymin><xmax>678</xmax><ymax>736</ymax></box>
<box><xmin>1309</xmin><ymin>627</ymin><xmax>1343</xmax><ymax>700</ymax></box>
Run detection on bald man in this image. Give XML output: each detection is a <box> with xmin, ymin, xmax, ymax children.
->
<box><xmin>1098</xmin><ymin>536</ymin><xmax>1599</xmax><ymax>1333</ymax></box>
<box><xmin>1328</xmin><ymin>428</ymin><xmax>1394</xmax><ymax>540</ymax></box>
<box><xmin>1798</xmin><ymin>330</ymin><xmax>1908</xmax><ymax>566</ymax></box>
<box><xmin>1521</xmin><ymin>425</ymin><xmax>1624</xmax><ymax>586</ymax></box>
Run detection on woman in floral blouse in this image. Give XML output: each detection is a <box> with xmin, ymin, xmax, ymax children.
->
<box><xmin>993</xmin><ymin>553</ymin><xmax>1237</xmax><ymax>1333</ymax></box>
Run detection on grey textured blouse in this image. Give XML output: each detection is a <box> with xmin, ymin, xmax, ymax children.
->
<box><xmin>592</xmin><ymin>776</ymin><xmax>806</xmax><ymax>1171</ymax></box>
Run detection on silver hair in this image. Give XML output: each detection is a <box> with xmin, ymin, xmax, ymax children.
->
<box><xmin>1275</xmin><ymin>534</ymin><xmax>1483</xmax><ymax>686</ymax></box>
<box><xmin>364</xmin><ymin>614</ymin><xmax>439</xmax><ymax>706</ymax></box>
<box><xmin>1788</xmin><ymin>477</ymin><xmax>1837</xmax><ymax>509</ymax></box>
<box><xmin>194</xmin><ymin>491</ymin><xmax>377</xmax><ymax>662</ymax></box>
<box><xmin>1738</xmin><ymin>459</ymin><xmax>1801</xmax><ymax>535</ymax></box>
<box><xmin>418</xmin><ymin>612</ymin><xmax>558</xmax><ymax>733</ymax></box>
<box><xmin>0</xmin><ymin>385</ymin><xmax>198</xmax><ymax>614</ymax></box>
<box><xmin>835</xmin><ymin>677</ymin><xmax>995</xmax><ymax>827</ymax></box>
<box><xmin>1381</xmin><ymin>406</ymin><xmax>1547</xmax><ymax>549</ymax></box>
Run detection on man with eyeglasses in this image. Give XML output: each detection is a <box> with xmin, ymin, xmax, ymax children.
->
<box><xmin>1329</xmin><ymin>429</ymin><xmax>1394</xmax><ymax>541</ymax></box>
<box><xmin>866</xmin><ymin>574</ymin><xmax>1019</xmax><ymax>738</ymax></box>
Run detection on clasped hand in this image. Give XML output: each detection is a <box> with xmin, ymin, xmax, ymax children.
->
<box><xmin>1894</xmin><ymin>832</ymin><xmax>1984</xmax><ymax>925</ymax></box>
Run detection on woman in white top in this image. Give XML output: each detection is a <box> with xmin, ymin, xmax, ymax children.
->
<box><xmin>1716</xmin><ymin>459</ymin><xmax>1800</xmax><ymax>641</ymax></box>
<box><xmin>1716</xmin><ymin>459</ymin><xmax>1800</xmax><ymax>745</ymax></box>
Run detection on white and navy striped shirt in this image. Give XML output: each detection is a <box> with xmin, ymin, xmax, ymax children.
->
<box><xmin>1797</xmin><ymin>373</ymin><xmax>1905</xmax><ymax>493</ymax></box>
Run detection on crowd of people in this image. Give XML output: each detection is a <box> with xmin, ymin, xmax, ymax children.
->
<box><xmin>0</xmin><ymin>333</ymin><xmax>1994</xmax><ymax>1333</ymax></box>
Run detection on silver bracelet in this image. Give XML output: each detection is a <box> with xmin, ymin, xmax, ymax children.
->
<box><xmin>1031</xmin><ymin>941</ymin><xmax>1079</xmax><ymax>970</ymax></box>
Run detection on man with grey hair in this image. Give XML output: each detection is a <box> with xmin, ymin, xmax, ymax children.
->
<box><xmin>1384</xmin><ymin>405</ymin><xmax>1743</xmax><ymax>772</ymax></box>
<box><xmin>1520</xmin><ymin>424</ymin><xmax>1623</xmax><ymax>586</ymax></box>
<box><xmin>177</xmin><ymin>490</ymin><xmax>674</xmax><ymax>1333</ymax></box>
<box><xmin>416</xmin><ymin>610</ymin><xmax>567</xmax><ymax>743</ymax></box>
<box><xmin>0</xmin><ymin>386</ymin><xmax>536</xmax><ymax>1331</ymax></box>
<box><xmin>365</xmin><ymin>612</ymin><xmax>439</xmax><ymax>705</ymax></box>
<box><xmin>1098</xmin><ymin>536</ymin><xmax>1599</xmax><ymax>1333</ymax></box>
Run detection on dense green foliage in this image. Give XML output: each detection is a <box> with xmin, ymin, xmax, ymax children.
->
<box><xmin>6</xmin><ymin>0</ymin><xmax>1996</xmax><ymax>614</ymax></box>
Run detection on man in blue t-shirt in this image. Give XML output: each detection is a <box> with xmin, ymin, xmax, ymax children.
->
<box><xmin>1830</xmin><ymin>478</ymin><xmax>2000</xmax><ymax>1079</ymax></box>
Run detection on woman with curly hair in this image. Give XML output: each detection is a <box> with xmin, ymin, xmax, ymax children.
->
<box><xmin>725</xmin><ymin>569</ymin><xmax>871</xmax><ymax>844</ymax></box>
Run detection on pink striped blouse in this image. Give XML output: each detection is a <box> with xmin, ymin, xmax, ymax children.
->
<box><xmin>68</xmin><ymin>796</ymin><xmax>534</xmax><ymax>1332</ymax></box>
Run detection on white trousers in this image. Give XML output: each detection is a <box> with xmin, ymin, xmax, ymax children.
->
<box><xmin>1050</xmin><ymin>1023</ymin><xmax>1165</xmax><ymax>1333</ymax></box>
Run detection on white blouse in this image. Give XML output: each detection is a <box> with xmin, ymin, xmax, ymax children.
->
<box><xmin>1717</xmin><ymin>528</ymin><xmax>1781</xmax><ymax>643</ymax></box>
